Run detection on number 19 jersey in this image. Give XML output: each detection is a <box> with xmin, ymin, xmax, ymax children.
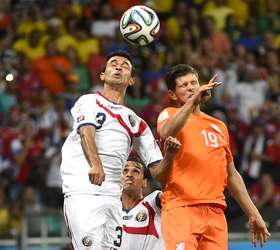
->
<box><xmin>157</xmin><ymin>108</ymin><xmax>233</xmax><ymax>210</ymax></box>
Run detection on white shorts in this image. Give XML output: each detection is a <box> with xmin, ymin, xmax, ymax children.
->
<box><xmin>64</xmin><ymin>194</ymin><xmax>123</xmax><ymax>250</ymax></box>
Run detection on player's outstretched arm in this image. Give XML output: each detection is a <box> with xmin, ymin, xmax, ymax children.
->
<box><xmin>158</xmin><ymin>76</ymin><xmax>221</xmax><ymax>140</ymax></box>
<box><xmin>149</xmin><ymin>136</ymin><xmax>181</xmax><ymax>187</ymax></box>
<box><xmin>158</xmin><ymin>102</ymin><xmax>196</xmax><ymax>140</ymax></box>
<box><xmin>79</xmin><ymin>125</ymin><xmax>105</xmax><ymax>186</ymax></box>
<box><xmin>227</xmin><ymin>162</ymin><xmax>270</xmax><ymax>247</ymax></box>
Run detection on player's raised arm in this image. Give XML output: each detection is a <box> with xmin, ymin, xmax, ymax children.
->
<box><xmin>158</xmin><ymin>99</ymin><xmax>197</xmax><ymax>140</ymax></box>
<box><xmin>149</xmin><ymin>136</ymin><xmax>181</xmax><ymax>186</ymax></box>
<box><xmin>158</xmin><ymin>67</ymin><xmax>221</xmax><ymax>140</ymax></box>
<box><xmin>79</xmin><ymin>125</ymin><xmax>105</xmax><ymax>186</ymax></box>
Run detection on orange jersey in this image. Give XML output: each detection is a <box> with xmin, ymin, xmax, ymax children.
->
<box><xmin>157</xmin><ymin>108</ymin><xmax>233</xmax><ymax>210</ymax></box>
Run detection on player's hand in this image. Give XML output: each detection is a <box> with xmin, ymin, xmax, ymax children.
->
<box><xmin>164</xmin><ymin>136</ymin><xmax>181</xmax><ymax>160</ymax></box>
<box><xmin>249</xmin><ymin>215</ymin><xmax>271</xmax><ymax>247</ymax></box>
<box><xmin>88</xmin><ymin>164</ymin><xmax>105</xmax><ymax>186</ymax></box>
<box><xmin>194</xmin><ymin>74</ymin><xmax>222</xmax><ymax>104</ymax></box>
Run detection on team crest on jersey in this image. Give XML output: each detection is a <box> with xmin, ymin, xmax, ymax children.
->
<box><xmin>128</xmin><ymin>115</ymin><xmax>136</xmax><ymax>127</ymax></box>
<box><xmin>77</xmin><ymin>115</ymin><xmax>85</xmax><ymax>123</ymax></box>
<box><xmin>135</xmin><ymin>210</ymin><xmax>147</xmax><ymax>222</ymax></box>
<box><xmin>176</xmin><ymin>242</ymin><xmax>186</xmax><ymax>250</ymax></box>
<box><xmin>81</xmin><ymin>235</ymin><xmax>93</xmax><ymax>247</ymax></box>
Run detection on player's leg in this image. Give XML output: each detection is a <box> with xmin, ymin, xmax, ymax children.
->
<box><xmin>197</xmin><ymin>205</ymin><xmax>228</xmax><ymax>250</ymax></box>
<box><xmin>161</xmin><ymin>205</ymin><xmax>197</xmax><ymax>250</ymax></box>
<box><xmin>103</xmin><ymin>196</ymin><xmax>123</xmax><ymax>250</ymax></box>
<box><xmin>63</xmin><ymin>194</ymin><xmax>107</xmax><ymax>250</ymax></box>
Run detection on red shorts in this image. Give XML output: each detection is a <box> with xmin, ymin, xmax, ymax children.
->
<box><xmin>161</xmin><ymin>204</ymin><xmax>228</xmax><ymax>250</ymax></box>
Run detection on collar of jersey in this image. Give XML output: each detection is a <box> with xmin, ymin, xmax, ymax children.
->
<box><xmin>96</xmin><ymin>92</ymin><xmax>120</xmax><ymax>105</ymax></box>
<box><xmin>122</xmin><ymin>198</ymin><xmax>143</xmax><ymax>213</ymax></box>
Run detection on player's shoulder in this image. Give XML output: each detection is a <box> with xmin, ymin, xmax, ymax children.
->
<box><xmin>143</xmin><ymin>190</ymin><xmax>161</xmax><ymax>202</ymax></box>
<box><xmin>123</xmin><ymin>104</ymin><xmax>137</xmax><ymax>114</ymax></box>
<box><xmin>124</xmin><ymin>106</ymin><xmax>144</xmax><ymax>123</ymax></box>
<box><xmin>71</xmin><ymin>94</ymin><xmax>96</xmax><ymax>114</ymax></box>
<box><xmin>157</xmin><ymin>107</ymin><xmax>178</xmax><ymax>123</ymax></box>
<box><xmin>160</xmin><ymin>106</ymin><xmax>179</xmax><ymax>114</ymax></box>
<box><xmin>202</xmin><ymin>112</ymin><xmax>228</xmax><ymax>130</ymax></box>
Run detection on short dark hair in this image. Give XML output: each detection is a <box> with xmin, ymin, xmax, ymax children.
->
<box><xmin>165</xmin><ymin>64</ymin><xmax>198</xmax><ymax>91</ymax></box>
<box><xmin>126</xmin><ymin>156</ymin><xmax>152</xmax><ymax>180</ymax></box>
<box><xmin>106</xmin><ymin>50</ymin><xmax>134</xmax><ymax>76</ymax></box>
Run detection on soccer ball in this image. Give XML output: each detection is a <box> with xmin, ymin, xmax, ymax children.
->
<box><xmin>120</xmin><ymin>5</ymin><xmax>160</xmax><ymax>46</ymax></box>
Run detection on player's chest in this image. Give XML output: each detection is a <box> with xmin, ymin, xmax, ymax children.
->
<box><xmin>95</xmin><ymin>103</ymin><xmax>139</xmax><ymax>132</ymax></box>
<box><xmin>123</xmin><ymin>206</ymin><xmax>151</xmax><ymax>227</ymax></box>
<box><xmin>182</xmin><ymin>120</ymin><xmax>227</xmax><ymax>151</ymax></box>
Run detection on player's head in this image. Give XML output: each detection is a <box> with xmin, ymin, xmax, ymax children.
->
<box><xmin>106</xmin><ymin>51</ymin><xmax>134</xmax><ymax>71</ymax></box>
<box><xmin>100</xmin><ymin>51</ymin><xmax>134</xmax><ymax>88</ymax></box>
<box><xmin>121</xmin><ymin>156</ymin><xmax>151</xmax><ymax>194</ymax></box>
<box><xmin>165</xmin><ymin>64</ymin><xmax>200</xmax><ymax>105</ymax></box>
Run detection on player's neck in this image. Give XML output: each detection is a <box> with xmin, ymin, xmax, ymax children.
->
<box><xmin>103</xmin><ymin>84</ymin><xmax>126</xmax><ymax>105</ymax></box>
<box><xmin>121</xmin><ymin>192</ymin><xmax>143</xmax><ymax>209</ymax></box>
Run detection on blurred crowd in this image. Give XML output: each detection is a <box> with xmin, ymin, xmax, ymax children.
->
<box><xmin>0</xmin><ymin>0</ymin><xmax>280</xmax><ymax>238</ymax></box>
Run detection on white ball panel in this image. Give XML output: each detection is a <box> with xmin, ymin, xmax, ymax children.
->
<box><xmin>120</xmin><ymin>5</ymin><xmax>160</xmax><ymax>46</ymax></box>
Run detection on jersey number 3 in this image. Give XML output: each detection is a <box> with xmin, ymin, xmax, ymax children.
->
<box><xmin>113</xmin><ymin>226</ymin><xmax>122</xmax><ymax>247</ymax></box>
<box><xmin>95</xmin><ymin>112</ymin><xmax>106</xmax><ymax>129</ymax></box>
<box><xmin>201</xmin><ymin>129</ymin><xmax>218</xmax><ymax>148</ymax></box>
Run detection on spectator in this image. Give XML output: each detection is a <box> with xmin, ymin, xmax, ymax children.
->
<box><xmin>109</xmin><ymin>0</ymin><xmax>143</xmax><ymax>18</ymax></box>
<box><xmin>32</xmin><ymin>40</ymin><xmax>74</xmax><ymax>94</ymax></box>
<box><xmin>65</xmin><ymin>46</ymin><xmax>91</xmax><ymax>93</ymax></box>
<box><xmin>230</xmin><ymin>67</ymin><xmax>268</xmax><ymax>124</ymax></box>
<box><xmin>90</xmin><ymin>3</ymin><xmax>119</xmax><ymax>38</ymax></box>
<box><xmin>257</xmin><ymin>0</ymin><xmax>280</xmax><ymax>35</ymax></box>
<box><xmin>0</xmin><ymin>82</ymin><xmax>17</xmax><ymax>126</ymax></box>
<box><xmin>227</xmin><ymin>0</ymin><xmax>249</xmax><ymax>27</ymax></box>
<box><xmin>201</xmin><ymin>15</ymin><xmax>232</xmax><ymax>56</ymax></box>
<box><xmin>203</xmin><ymin>0</ymin><xmax>234</xmax><ymax>31</ymax></box>
<box><xmin>0</xmin><ymin>185</ymin><xmax>10</xmax><ymax>237</ymax></box>
<box><xmin>13</xmin><ymin>29</ymin><xmax>46</xmax><ymax>60</ymax></box>
<box><xmin>240</xmin><ymin>119</ymin><xmax>275</xmax><ymax>209</ymax></box>
<box><xmin>21</xmin><ymin>185</ymin><xmax>44</xmax><ymax>236</ymax></box>
<box><xmin>15</xmin><ymin>54</ymin><xmax>43</xmax><ymax>102</ymax></box>
<box><xmin>237</xmin><ymin>18</ymin><xmax>262</xmax><ymax>53</ymax></box>
<box><xmin>42</xmin><ymin>145</ymin><xmax>63</xmax><ymax>210</ymax></box>
<box><xmin>264</xmin><ymin>131</ymin><xmax>280</xmax><ymax>207</ymax></box>
<box><xmin>126</xmin><ymin>75</ymin><xmax>150</xmax><ymax>115</ymax></box>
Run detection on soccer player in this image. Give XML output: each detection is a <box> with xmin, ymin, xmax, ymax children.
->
<box><xmin>157</xmin><ymin>64</ymin><xmax>270</xmax><ymax>250</ymax></box>
<box><xmin>121</xmin><ymin>137</ymin><xmax>181</xmax><ymax>250</ymax></box>
<box><xmin>60</xmin><ymin>51</ymin><xmax>167</xmax><ymax>250</ymax></box>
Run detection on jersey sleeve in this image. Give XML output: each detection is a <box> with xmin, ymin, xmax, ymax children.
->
<box><xmin>133</xmin><ymin>121</ymin><xmax>163</xmax><ymax>167</ymax></box>
<box><xmin>71</xmin><ymin>94</ymin><xmax>100</xmax><ymax>132</ymax></box>
<box><xmin>156</xmin><ymin>108</ymin><xmax>177</xmax><ymax>136</ymax></box>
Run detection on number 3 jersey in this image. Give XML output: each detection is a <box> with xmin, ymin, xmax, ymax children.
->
<box><xmin>122</xmin><ymin>191</ymin><xmax>165</xmax><ymax>250</ymax></box>
<box><xmin>60</xmin><ymin>93</ymin><xmax>162</xmax><ymax>196</ymax></box>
